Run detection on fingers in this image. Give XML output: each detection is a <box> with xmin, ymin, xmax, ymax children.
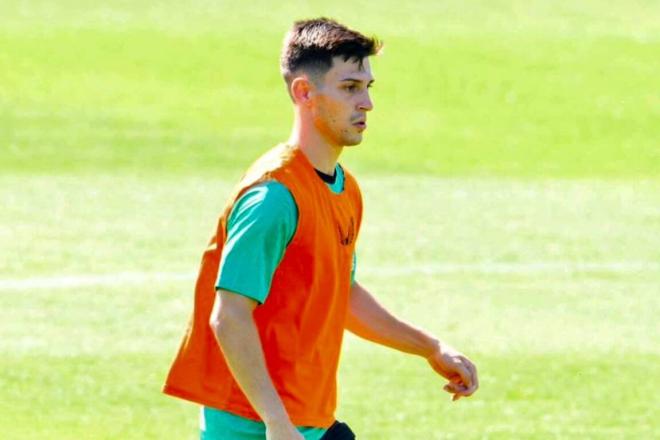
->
<box><xmin>462</xmin><ymin>356</ymin><xmax>479</xmax><ymax>395</ymax></box>
<box><xmin>442</xmin><ymin>356</ymin><xmax>479</xmax><ymax>401</ymax></box>
<box><xmin>430</xmin><ymin>348</ymin><xmax>479</xmax><ymax>402</ymax></box>
<box><xmin>454</xmin><ymin>360</ymin><xmax>473</xmax><ymax>390</ymax></box>
<box><xmin>443</xmin><ymin>381</ymin><xmax>465</xmax><ymax>394</ymax></box>
<box><xmin>443</xmin><ymin>381</ymin><xmax>466</xmax><ymax>401</ymax></box>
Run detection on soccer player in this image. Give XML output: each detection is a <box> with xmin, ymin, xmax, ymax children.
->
<box><xmin>164</xmin><ymin>17</ymin><xmax>479</xmax><ymax>440</ymax></box>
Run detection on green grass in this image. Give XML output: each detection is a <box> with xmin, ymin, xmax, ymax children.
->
<box><xmin>1</xmin><ymin>0</ymin><xmax>658</xmax><ymax>177</ymax></box>
<box><xmin>2</xmin><ymin>177</ymin><xmax>658</xmax><ymax>438</ymax></box>
<box><xmin>1</xmin><ymin>1</ymin><xmax>659</xmax><ymax>438</ymax></box>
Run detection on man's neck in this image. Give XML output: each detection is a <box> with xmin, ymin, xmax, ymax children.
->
<box><xmin>288</xmin><ymin>117</ymin><xmax>343</xmax><ymax>175</ymax></box>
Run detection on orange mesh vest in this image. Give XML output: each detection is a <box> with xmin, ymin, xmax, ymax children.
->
<box><xmin>163</xmin><ymin>144</ymin><xmax>362</xmax><ymax>428</ymax></box>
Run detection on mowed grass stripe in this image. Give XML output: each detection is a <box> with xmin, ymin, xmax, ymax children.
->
<box><xmin>2</xmin><ymin>273</ymin><xmax>656</xmax><ymax>358</ymax></box>
<box><xmin>1</xmin><ymin>2</ymin><xmax>658</xmax><ymax>177</ymax></box>
<box><xmin>1</xmin><ymin>261</ymin><xmax>659</xmax><ymax>291</ymax></box>
<box><xmin>2</xmin><ymin>176</ymin><xmax>658</xmax><ymax>278</ymax></box>
<box><xmin>1</xmin><ymin>352</ymin><xmax>657</xmax><ymax>439</ymax></box>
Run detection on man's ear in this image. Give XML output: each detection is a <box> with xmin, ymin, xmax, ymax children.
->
<box><xmin>291</xmin><ymin>76</ymin><xmax>314</xmax><ymax>105</ymax></box>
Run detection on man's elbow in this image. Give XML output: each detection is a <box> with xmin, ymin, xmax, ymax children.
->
<box><xmin>209</xmin><ymin>311</ymin><xmax>224</xmax><ymax>337</ymax></box>
<box><xmin>209</xmin><ymin>303</ymin><xmax>236</xmax><ymax>338</ymax></box>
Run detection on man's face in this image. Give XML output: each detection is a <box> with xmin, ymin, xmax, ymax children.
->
<box><xmin>309</xmin><ymin>56</ymin><xmax>375</xmax><ymax>147</ymax></box>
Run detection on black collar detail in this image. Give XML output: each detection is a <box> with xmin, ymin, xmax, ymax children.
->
<box><xmin>315</xmin><ymin>168</ymin><xmax>337</xmax><ymax>185</ymax></box>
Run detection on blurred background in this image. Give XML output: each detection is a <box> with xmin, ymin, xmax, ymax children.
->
<box><xmin>1</xmin><ymin>1</ymin><xmax>658</xmax><ymax>438</ymax></box>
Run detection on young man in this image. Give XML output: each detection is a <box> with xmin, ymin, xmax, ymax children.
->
<box><xmin>164</xmin><ymin>18</ymin><xmax>478</xmax><ymax>440</ymax></box>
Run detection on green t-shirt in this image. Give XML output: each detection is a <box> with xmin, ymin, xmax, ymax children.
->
<box><xmin>206</xmin><ymin>164</ymin><xmax>354</xmax><ymax>439</ymax></box>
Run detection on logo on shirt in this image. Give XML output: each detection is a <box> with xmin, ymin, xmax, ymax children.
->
<box><xmin>338</xmin><ymin>217</ymin><xmax>355</xmax><ymax>246</ymax></box>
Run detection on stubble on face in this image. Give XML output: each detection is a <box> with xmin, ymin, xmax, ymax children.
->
<box><xmin>313</xmin><ymin>94</ymin><xmax>363</xmax><ymax>147</ymax></box>
<box><xmin>310</xmin><ymin>57</ymin><xmax>373</xmax><ymax>148</ymax></box>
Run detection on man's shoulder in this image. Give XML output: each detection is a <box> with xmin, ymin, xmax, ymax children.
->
<box><xmin>237</xmin><ymin>181</ymin><xmax>295</xmax><ymax>210</ymax></box>
<box><xmin>247</xmin><ymin>143</ymin><xmax>295</xmax><ymax>172</ymax></box>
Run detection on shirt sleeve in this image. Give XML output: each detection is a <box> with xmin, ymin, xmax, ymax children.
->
<box><xmin>216</xmin><ymin>181</ymin><xmax>298</xmax><ymax>304</ymax></box>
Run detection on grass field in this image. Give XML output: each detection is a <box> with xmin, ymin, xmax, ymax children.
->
<box><xmin>1</xmin><ymin>1</ymin><xmax>659</xmax><ymax>439</ymax></box>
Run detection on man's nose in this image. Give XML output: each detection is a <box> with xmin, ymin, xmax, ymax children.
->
<box><xmin>358</xmin><ymin>92</ymin><xmax>374</xmax><ymax>112</ymax></box>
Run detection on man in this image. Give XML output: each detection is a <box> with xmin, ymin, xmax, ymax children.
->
<box><xmin>164</xmin><ymin>18</ymin><xmax>478</xmax><ymax>440</ymax></box>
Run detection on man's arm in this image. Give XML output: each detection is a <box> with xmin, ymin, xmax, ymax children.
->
<box><xmin>345</xmin><ymin>281</ymin><xmax>479</xmax><ymax>401</ymax></box>
<box><xmin>209</xmin><ymin>289</ymin><xmax>303</xmax><ymax>440</ymax></box>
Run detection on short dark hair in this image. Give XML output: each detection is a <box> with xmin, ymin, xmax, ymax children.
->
<box><xmin>280</xmin><ymin>17</ymin><xmax>382</xmax><ymax>84</ymax></box>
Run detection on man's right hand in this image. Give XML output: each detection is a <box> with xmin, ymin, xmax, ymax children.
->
<box><xmin>265</xmin><ymin>419</ymin><xmax>305</xmax><ymax>440</ymax></box>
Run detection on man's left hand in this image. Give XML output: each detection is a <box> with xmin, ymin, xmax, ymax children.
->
<box><xmin>426</xmin><ymin>343</ymin><xmax>479</xmax><ymax>402</ymax></box>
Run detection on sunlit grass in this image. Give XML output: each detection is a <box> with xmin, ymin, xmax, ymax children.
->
<box><xmin>1</xmin><ymin>176</ymin><xmax>658</xmax><ymax>438</ymax></box>
<box><xmin>1</xmin><ymin>1</ymin><xmax>659</xmax><ymax>438</ymax></box>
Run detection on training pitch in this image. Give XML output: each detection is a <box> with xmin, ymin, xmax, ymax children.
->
<box><xmin>1</xmin><ymin>1</ymin><xmax>658</xmax><ymax>438</ymax></box>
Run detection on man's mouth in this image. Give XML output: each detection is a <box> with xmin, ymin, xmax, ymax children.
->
<box><xmin>353</xmin><ymin>120</ymin><xmax>367</xmax><ymax>130</ymax></box>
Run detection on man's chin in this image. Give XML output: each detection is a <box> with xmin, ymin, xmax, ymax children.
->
<box><xmin>342</xmin><ymin>135</ymin><xmax>364</xmax><ymax>147</ymax></box>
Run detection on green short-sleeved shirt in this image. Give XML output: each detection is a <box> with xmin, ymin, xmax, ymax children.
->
<box><xmin>206</xmin><ymin>164</ymin><xmax>354</xmax><ymax>439</ymax></box>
